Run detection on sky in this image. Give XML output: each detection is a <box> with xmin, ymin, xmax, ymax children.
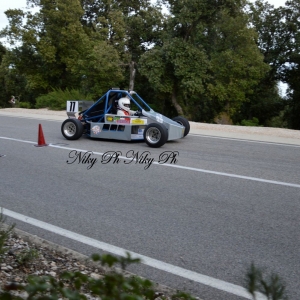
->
<box><xmin>0</xmin><ymin>0</ymin><xmax>289</xmax><ymax>31</ymax></box>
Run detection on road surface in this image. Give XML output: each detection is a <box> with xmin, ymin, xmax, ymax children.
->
<box><xmin>0</xmin><ymin>111</ymin><xmax>299</xmax><ymax>300</ymax></box>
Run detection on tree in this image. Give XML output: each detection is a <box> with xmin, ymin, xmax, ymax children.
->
<box><xmin>0</xmin><ymin>43</ymin><xmax>9</xmax><ymax>107</ymax></box>
<box><xmin>241</xmin><ymin>0</ymin><xmax>300</xmax><ymax>127</ymax></box>
<box><xmin>1</xmin><ymin>0</ymin><xmax>124</xmax><ymax>100</ymax></box>
<box><xmin>280</xmin><ymin>0</ymin><xmax>300</xmax><ymax>129</ymax></box>
<box><xmin>80</xmin><ymin>0</ymin><xmax>165</xmax><ymax>90</ymax></box>
<box><xmin>0</xmin><ymin>44</ymin><xmax>33</xmax><ymax>107</ymax></box>
<box><xmin>139</xmin><ymin>38</ymin><xmax>209</xmax><ymax>116</ymax></box>
<box><xmin>139</xmin><ymin>0</ymin><xmax>268</xmax><ymax>120</ymax></box>
<box><xmin>0</xmin><ymin>43</ymin><xmax>8</xmax><ymax>107</ymax></box>
<box><xmin>205</xmin><ymin>8</ymin><xmax>269</xmax><ymax>118</ymax></box>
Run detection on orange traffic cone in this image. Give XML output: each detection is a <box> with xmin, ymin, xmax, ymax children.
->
<box><xmin>35</xmin><ymin>124</ymin><xmax>48</xmax><ymax>147</ymax></box>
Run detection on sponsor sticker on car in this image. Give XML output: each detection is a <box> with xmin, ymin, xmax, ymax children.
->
<box><xmin>91</xmin><ymin>125</ymin><xmax>101</xmax><ymax>134</ymax></box>
<box><xmin>115</xmin><ymin>117</ymin><xmax>131</xmax><ymax>124</ymax></box>
<box><xmin>131</xmin><ymin>118</ymin><xmax>147</xmax><ymax>125</ymax></box>
<box><xmin>106</xmin><ymin>116</ymin><xmax>114</xmax><ymax>122</ymax></box>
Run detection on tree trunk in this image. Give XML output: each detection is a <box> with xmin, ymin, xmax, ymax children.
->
<box><xmin>171</xmin><ymin>87</ymin><xmax>184</xmax><ymax>115</ymax></box>
<box><xmin>129</xmin><ymin>61</ymin><xmax>136</xmax><ymax>91</ymax></box>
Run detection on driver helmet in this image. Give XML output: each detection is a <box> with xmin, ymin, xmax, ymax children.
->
<box><xmin>118</xmin><ymin>97</ymin><xmax>131</xmax><ymax>112</ymax></box>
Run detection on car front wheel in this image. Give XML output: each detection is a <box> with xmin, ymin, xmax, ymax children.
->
<box><xmin>172</xmin><ymin>116</ymin><xmax>190</xmax><ymax>137</ymax></box>
<box><xmin>61</xmin><ymin>119</ymin><xmax>84</xmax><ymax>140</ymax></box>
<box><xmin>144</xmin><ymin>123</ymin><xmax>168</xmax><ymax>148</ymax></box>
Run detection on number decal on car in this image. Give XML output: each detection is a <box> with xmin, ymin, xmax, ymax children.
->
<box><xmin>67</xmin><ymin>101</ymin><xmax>78</xmax><ymax>113</ymax></box>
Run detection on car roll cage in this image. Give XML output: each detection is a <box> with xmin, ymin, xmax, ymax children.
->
<box><xmin>80</xmin><ymin>89</ymin><xmax>152</xmax><ymax>123</ymax></box>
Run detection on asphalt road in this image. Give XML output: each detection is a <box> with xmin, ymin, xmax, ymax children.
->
<box><xmin>1</xmin><ymin>115</ymin><xmax>300</xmax><ymax>300</ymax></box>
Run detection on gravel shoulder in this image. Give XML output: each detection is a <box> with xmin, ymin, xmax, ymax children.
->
<box><xmin>0</xmin><ymin>227</ymin><xmax>179</xmax><ymax>300</ymax></box>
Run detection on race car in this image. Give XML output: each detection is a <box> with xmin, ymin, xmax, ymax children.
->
<box><xmin>61</xmin><ymin>88</ymin><xmax>190</xmax><ymax>148</ymax></box>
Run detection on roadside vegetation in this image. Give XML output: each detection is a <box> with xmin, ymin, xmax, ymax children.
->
<box><xmin>0</xmin><ymin>213</ymin><xmax>14</xmax><ymax>260</ymax></box>
<box><xmin>0</xmin><ymin>0</ymin><xmax>300</xmax><ymax>128</ymax></box>
<box><xmin>35</xmin><ymin>88</ymin><xmax>94</xmax><ymax>111</ymax></box>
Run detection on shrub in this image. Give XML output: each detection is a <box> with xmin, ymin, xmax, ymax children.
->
<box><xmin>18</xmin><ymin>102</ymin><xmax>32</xmax><ymax>109</ymax></box>
<box><xmin>16</xmin><ymin>248</ymin><xmax>39</xmax><ymax>266</ymax></box>
<box><xmin>0</xmin><ymin>210</ymin><xmax>15</xmax><ymax>262</ymax></box>
<box><xmin>35</xmin><ymin>88</ymin><xmax>94</xmax><ymax>110</ymax></box>
<box><xmin>240</xmin><ymin>117</ymin><xmax>261</xmax><ymax>127</ymax></box>
<box><xmin>1</xmin><ymin>252</ymin><xmax>196</xmax><ymax>300</ymax></box>
<box><xmin>265</xmin><ymin>110</ymin><xmax>288</xmax><ymax>128</ymax></box>
<box><xmin>245</xmin><ymin>263</ymin><xmax>288</xmax><ymax>300</ymax></box>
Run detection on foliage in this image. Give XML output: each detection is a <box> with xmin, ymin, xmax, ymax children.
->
<box><xmin>0</xmin><ymin>211</ymin><xmax>15</xmax><ymax>262</ymax></box>
<box><xmin>232</xmin><ymin>81</ymin><xmax>285</xmax><ymax>126</ymax></box>
<box><xmin>0</xmin><ymin>43</ymin><xmax>9</xmax><ymax>108</ymax></box>
<box><xmin>245</xmin><ymin>263</ymin><xmax>288</xmax><ymax>300</ymax></box>
<box><xmin>80</xmin><ymin>0</ymin><xmax>165</xmax><ymax>88</ymax></box>
<box><xmin>284</xmin><ymin>92</ymin><xmax>300</xmax><ymax>130</ymax></box>
<box><xmin>18</xmin><ymin>102</ymin><xmax>32</xmax><ymax>109</ymax></box>
<box><xmin>240</xmin><ymin>117</ymin><xmax>261</xmax><ymax>127</ymax></box>
<box><xmin>0</xmin><ymin>0</ymin><xmax>300</xmax><ymax>127</ymax></box>
<box><xmin>1</xmin><ymin>251</ymin><xmax>196</xmax><ymax>300</ymax></box>
<box><xmin>0</xmin><ymin>0</ymin><xmax>124</xmax><ymax>98</ymax></box>
<box><xmin>205</xmin><ymin>7</ymin><xmax>269</xmax><ymax>117</ymax></box>
<box><xmin>16</xmin><ymin>248</ymin><xmax>39</xmax><ymax>266</ymax></box>
<box><xmin>281</xmin><ymin>1</ymin><xmax>300</xmax><ymax>129</ymax></box>
<box><xmin>139</xmin><ymin>0</ymin><xmax>268</xmax><ymax>120</ymax></box>
<box><xmin>246</xmin><ymin>0</ymin><xmax>300</xmax><ymax>128</ymax></box>
<box><xmin>76</xmin><ymin>42</ymin><xmax>124</xmax><ymax>98</ymax></box>
<box><xmin>0</xmin><ymin>47</ymin><xmax>40</xmax><ymax>108</ymax></box>
<box><xmin>265</xmin><ymin>110</ymin><xmax>288</xmax><ymax>128</ymax></box>
<box><xmin>139</xmin><ymin>41</ymin><xmax>209</xmax><ymax>117</ymax></box>
<box><xmin>0</xmin><ymin>222</ymin><xmax>195</xmax><ymax>300</ymax></box>
<box><xmin>35</xmin><ymin>88</ymin><xmax>94</xmax><ymax>110</ymax></box>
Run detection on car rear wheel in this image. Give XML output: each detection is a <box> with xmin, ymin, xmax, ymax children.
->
<box><xmin>172</xmin><ymin>116</ymin><xmax>190</xmax><ymax>137</ymax></box>
<box><xmin>144</xmin><ymin>123</ymin><xmax>168</xmax><ymax>148</ymax></box>
<box><xmin>61</xmin><ymin>119</ymin><xmax>84</xmax><ymax>140</ymax></box>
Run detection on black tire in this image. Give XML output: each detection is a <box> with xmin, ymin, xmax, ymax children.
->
<box><xmin>172</xmin><ymin>116</ymin><xmax>190</xmax><ymax>137</ymax></box>
<box><xmin>143</xmin><ymin>123</ymin><xmax>168</xmax><ymax>148</ymax></box>
<box><xmin>61</xmin><ymin>119</ymin><xmax>84</xmax><ymax>140</ymax></box>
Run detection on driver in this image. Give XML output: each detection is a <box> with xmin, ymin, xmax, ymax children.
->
<box><xmin>117</xmin><ymin>97</ymin><xmax>137</xmax><ymax>116</ymax></box>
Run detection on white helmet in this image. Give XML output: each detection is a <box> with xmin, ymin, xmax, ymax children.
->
<box><xmin>118</xmin><ymin>97</ymin><xmax>131</xmax><ymax>112</ymax></box>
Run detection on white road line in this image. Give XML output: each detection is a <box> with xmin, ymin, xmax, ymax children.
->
<box><xmin>0</xmin><ymin>113</ymin><xmax>63</xmax><ymax>122</ymax></box>
<box><xmin>189</xmin><ymin>134</ymin><xmax>300</xmax><ymax>147</ymax></box>
<box><xmin>1</xmin><ymin>208</ymin><xmax>265</xmax><ymax>300</ymax></box>
<box><xmin>0</xmin><ymin>137</ymin><xmax>36</xmax><ymax>144</ymax></box>
<box><xmin>1</xmin><ymin>136</ymin><xmax>300</xmax><ymax>189</ymax></box>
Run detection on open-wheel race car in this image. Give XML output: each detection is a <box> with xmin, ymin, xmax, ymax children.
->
<box><xmin>61</xmin><ymin>88</ymin><xmax>190</xmax><ymax>148</ymax></box>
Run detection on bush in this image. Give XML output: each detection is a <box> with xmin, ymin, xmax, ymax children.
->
<box><xmin>0</xmin><ymin>210</ymin><xmax>15</xmax><ymax>262</ymax></box>
<box><xmin>240</xmin><ymin>117</ymin><xmax>261</xmax><ymax>127</ymax></box>
<box><xmin>18</xmin><ymin>102</ymin><xmax>32</xmax><ymax>109</ymax></box>
<box><xmin>1</xmin><ymin>252</ymin><xmax>196</xmax><ymax>300</ymax></box>
<box><xmin>265</xmin><ymin>110</ymin><xmax>288</xmax><ymax>128</ymax></box>
<box><xmin>35</xmin><ymin>88</ymin><xmax>94</xmax><ymax>110</ymax></box>
<box><xmin>16</xmin><ymin>248</ymin><xmax>39</xmax><ymax>266</ymax></box>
